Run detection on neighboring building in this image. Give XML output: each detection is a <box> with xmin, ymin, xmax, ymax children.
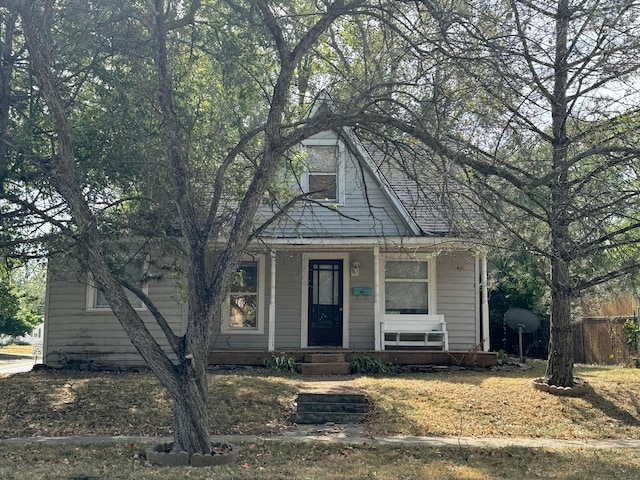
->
<box><xmin>43</xmin><ymin>127</ymin><xmax>491</xmax><ymax>367</ymax></box>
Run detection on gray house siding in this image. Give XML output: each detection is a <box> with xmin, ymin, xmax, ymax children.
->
<box><xmin>258</xmin><ymin>131</ymin><xmax>412</xmax><ymax>238</ymax></box>
<box><xmin>44</xmin><ymin>248</ymin><xmax>479</xmax><ymax>363</ymax></box>
<box><xmin>274</xmin><ymin>252</ymin><xmax>304</xmax><ymax>349</ymax></box>
<box><xmin>44</xmin><ymin>263</ymin><xmax>184</xmax><ymax>366</ymax></box>
<box><xmin>436</xmin><ymin>253</ymin><xmax>478</xmax><ymax>350</ymax></box>
<box><xmin>346</xmin><ymin>251</ymin><xmax>376</xmax><ymax>350</ymax></box>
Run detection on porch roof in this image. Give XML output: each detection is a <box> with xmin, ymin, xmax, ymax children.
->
<box><xmin>256</xmin><ymin>235</ymin><xmax>477</xmax><ymax>251</ymax></box>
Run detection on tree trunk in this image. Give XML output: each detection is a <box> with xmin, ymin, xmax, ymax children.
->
<box><xmin>171</xmin><ymin>370</ymin><xmax>210</xmax><ymax>454</ymax></box>
<box><xmin>544</xmin><ymin>0</ymin><xmax>574</xmax><ymax>388</ymax></box>
<box><xmin>545</xmin><ymin>256</ymin><xmax>574</xmax><ymax>386</ymax></box>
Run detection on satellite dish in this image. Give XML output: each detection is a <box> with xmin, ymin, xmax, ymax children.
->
<box><xmin>504</xmin><ymin>308</ymin><xmax>540</xmax><ymax>363</ymax></box>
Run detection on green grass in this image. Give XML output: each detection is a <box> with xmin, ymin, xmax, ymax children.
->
<box><xmin>0</xmin><ymin>441</ymin><xmax>638</xmax><ymax>480</ymax></box>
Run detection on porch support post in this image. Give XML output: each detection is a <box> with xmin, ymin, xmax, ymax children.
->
<box><xmin>482</xmin><ymin>255</ymin><xmax>490</xmax><ymax>352</ymax></box>
<box><xmin>373</xmin><ymin>246</ymin><xmax>381</xmax><ymax>351</ymax></box>
<box><xmin>268</xmin><ymin>250</ymin><xmax>276</xmax><ymax>352</ymax></box>
<box><xmin>475</xmin><ymin>256</ymin><xmax>481</xmax><ymax>347</ymax></box>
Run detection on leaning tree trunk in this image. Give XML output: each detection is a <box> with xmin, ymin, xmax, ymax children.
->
<box><xmin>545</xmin><ymin>256</ymin><xmax>575</xmax><ymax>386</ymax></box>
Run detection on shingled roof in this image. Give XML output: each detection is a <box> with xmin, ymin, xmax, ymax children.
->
<box><xmin>341</xmin><ymin>131</ymin><xmax>465</xmax><ymax>237</ymax></box>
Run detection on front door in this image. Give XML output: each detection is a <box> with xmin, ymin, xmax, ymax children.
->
<box><xmin>308</xmin><ymin>259</ymin><xmax>343</xmax><ymax>347</ymax></box>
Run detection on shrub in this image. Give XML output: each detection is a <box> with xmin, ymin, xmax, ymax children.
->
<box><xmin>264</xmin><ymin>352</ymin><xmax>299</xmax><ymax>373</ymax></box>
<box><xmin>623</xmin><ymin>319</ymin><xmax>638</xmax><ymax>352</ymax></box>
<box><xmin>350</xmin><ymin>356</ymin><xmax>398</xmax><ymax>375</ymax></box>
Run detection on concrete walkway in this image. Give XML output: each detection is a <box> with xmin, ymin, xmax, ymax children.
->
<box><xmin>2</xmin><ymin>425</ymin><xmax>639</xmax><ymax>450</ymax></box>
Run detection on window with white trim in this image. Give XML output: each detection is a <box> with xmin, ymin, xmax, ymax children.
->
<box><xmin>87</xmin><ymin>259</ymin><xmax>147</xmax><ymax>311</ymax></box>
<box><xmin>306</xmin><ymin>146</ymin><xmax>338</xmax><ymax>201</ymax></box>
<box><xmin>222</xmin><ymin>255</ymin><xmax>265</xmax><ymax>333</ymax></box>
<box><xmin>384</xmin><ymin>260</ymin><xmax>430</xmax><ymax>314</ymax></box>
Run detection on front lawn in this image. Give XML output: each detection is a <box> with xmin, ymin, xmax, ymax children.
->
<box><xmin>2</xmin><ymin>361</ymin><xmax>639</xmax><ymax>440</ymax></box>
<box><xmin>2</xmin><ymin>362</ymin><xmax>640</xmax><ymax>478</ymax></box>
<box><xmin>1</xmin><ymin>441</ymin><xmax>639</xmax><ymax>480</ymax></box>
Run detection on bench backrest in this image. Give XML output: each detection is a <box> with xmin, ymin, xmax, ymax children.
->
<box><xmin>382</xmin><ymin>314</ymin><xmax>446</xmax><ymax>332</ymax></box>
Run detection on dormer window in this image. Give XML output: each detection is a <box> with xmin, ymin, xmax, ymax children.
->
<box><xmin>307</xmin><ymin>146</ymin><xmax>338</xmax><ymax>201</ymax></box>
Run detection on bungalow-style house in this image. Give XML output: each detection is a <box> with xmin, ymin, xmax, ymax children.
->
<box><xmin>42</xmin><ymin>127</ymin><xmax>492</xmax><ymax>368</ymax></box>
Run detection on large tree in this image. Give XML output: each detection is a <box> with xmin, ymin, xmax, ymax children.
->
<box><xmin>369</xmin><ymin>0</ymin><xmax>640</xmax><ymax>387</ymax></box>
<box><xmin>0</xmin><ymin>0</ymin><xmax>427</xmax><ymax>454</ymax></box>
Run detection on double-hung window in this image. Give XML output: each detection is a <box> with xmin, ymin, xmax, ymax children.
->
<box><xmin>306</xmin><ymin>146</ymin><xmax>338</xmax><ymax>201</ymax></box>
<box><xmin>384</xmin><ymin>259</ymin><xmax>431</xmax><ymax>315</ymax></box>
<box><xmin>223</xmin><ymin>256</ymin><xmax>265</xmax><ymax>333</ymax></box>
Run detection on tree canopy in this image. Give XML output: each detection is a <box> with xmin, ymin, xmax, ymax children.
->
<box><xmin>363</xmin><ymin>0</ymin><xmax>640</xmax><ymax>386</ymax></box>
<box><xmin>2</xmin><ymin>0</ymin><xmax>640</xmax><ymax>455</ymax></box>
<box><xmin>0</xmin><ymin>0</ymin><xmax>439</xmax><ymax>454</ymax></box>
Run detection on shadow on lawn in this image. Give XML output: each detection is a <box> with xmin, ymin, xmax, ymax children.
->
<box><xmin>579</xmin><ymin>388</ymin><xmax>640</xmax><ymax>427</ymax></box>
<box><xmin>207</xmin><ymin>372</ymin><xmax>302</xmax><ymax>434</ymax></box>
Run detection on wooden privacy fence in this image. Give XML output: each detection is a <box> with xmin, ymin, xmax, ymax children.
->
<box><xmin>573</xmin><ymin>317</ymin><xmax>636</xmax><ymax>364</ymax></box>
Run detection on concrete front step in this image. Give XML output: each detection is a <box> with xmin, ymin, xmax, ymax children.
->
<box><xmin>297</xmin><ymin>393</ymin><xmax>368</xmax><ymax>404</ymax></box>
<box><xmin>299</xmin><ymin>362</ymin><xmax>351</xmax><ymax>375</ymax></box>
<box><xmin>295</xmin><ymin>392</ymin><xmax>369</xmax><ymax>424</ymax></box>
<box><xmin>295</xmin><ymin>411</ymin><xmax>368</xmax><ymax>424</ymax></box>
<box><xmin>304</xmin><ymin>353</ymin><xmax>346</xmax><ymax>363</ymax></box>
<box><xmin>297</xmin><ymin>401</ymin><xmax>369</xmax><ymax>413</ymax></box>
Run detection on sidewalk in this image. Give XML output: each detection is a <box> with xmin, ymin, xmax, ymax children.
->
<box><xmin>2</xmin><ymin>425</ymin><xmax>639</xmax><ymax>450</ymax></box>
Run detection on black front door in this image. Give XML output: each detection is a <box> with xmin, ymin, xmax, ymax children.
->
<box><xmin>308</xmin><ymin>260</ymin><xmax>343</xmax><ymax>347</ymax></box>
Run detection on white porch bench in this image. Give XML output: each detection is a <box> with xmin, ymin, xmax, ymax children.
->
<box><xmin>381</xmin><ymin>314</ymin><xmax>449</xmax><ymax>350</ymax></box>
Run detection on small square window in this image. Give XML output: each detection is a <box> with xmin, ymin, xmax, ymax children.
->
<box><xmin>309</xmin><ymin>174</ymin><xmax>337</xmax><ymax>200</ymax></box>
<box><xmin>307</xmin><ymin>146</ymin><xmax>337</xmax><ymax>172</ymax></box>
<box><xmin>87</xmin><ymin>259</ymin><xmax>147</xmax><ymax>311</ymax></box>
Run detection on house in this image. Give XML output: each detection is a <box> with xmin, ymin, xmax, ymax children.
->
<box><xmin>42</xmin><ymin>127</ymin><xmax>492</xmax><ymax>367</ymax></box>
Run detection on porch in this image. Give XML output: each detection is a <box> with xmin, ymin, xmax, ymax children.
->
<box><xmin>209</xmin><ymin>349</ymin><xmax>498</xmax><ymax>372</ymax></box>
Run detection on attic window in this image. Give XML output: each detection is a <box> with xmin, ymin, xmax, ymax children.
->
<box><xmin>307</xmin><ymin>146</ymin><xmax>338</xmax><ymax>201</ymax></box>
